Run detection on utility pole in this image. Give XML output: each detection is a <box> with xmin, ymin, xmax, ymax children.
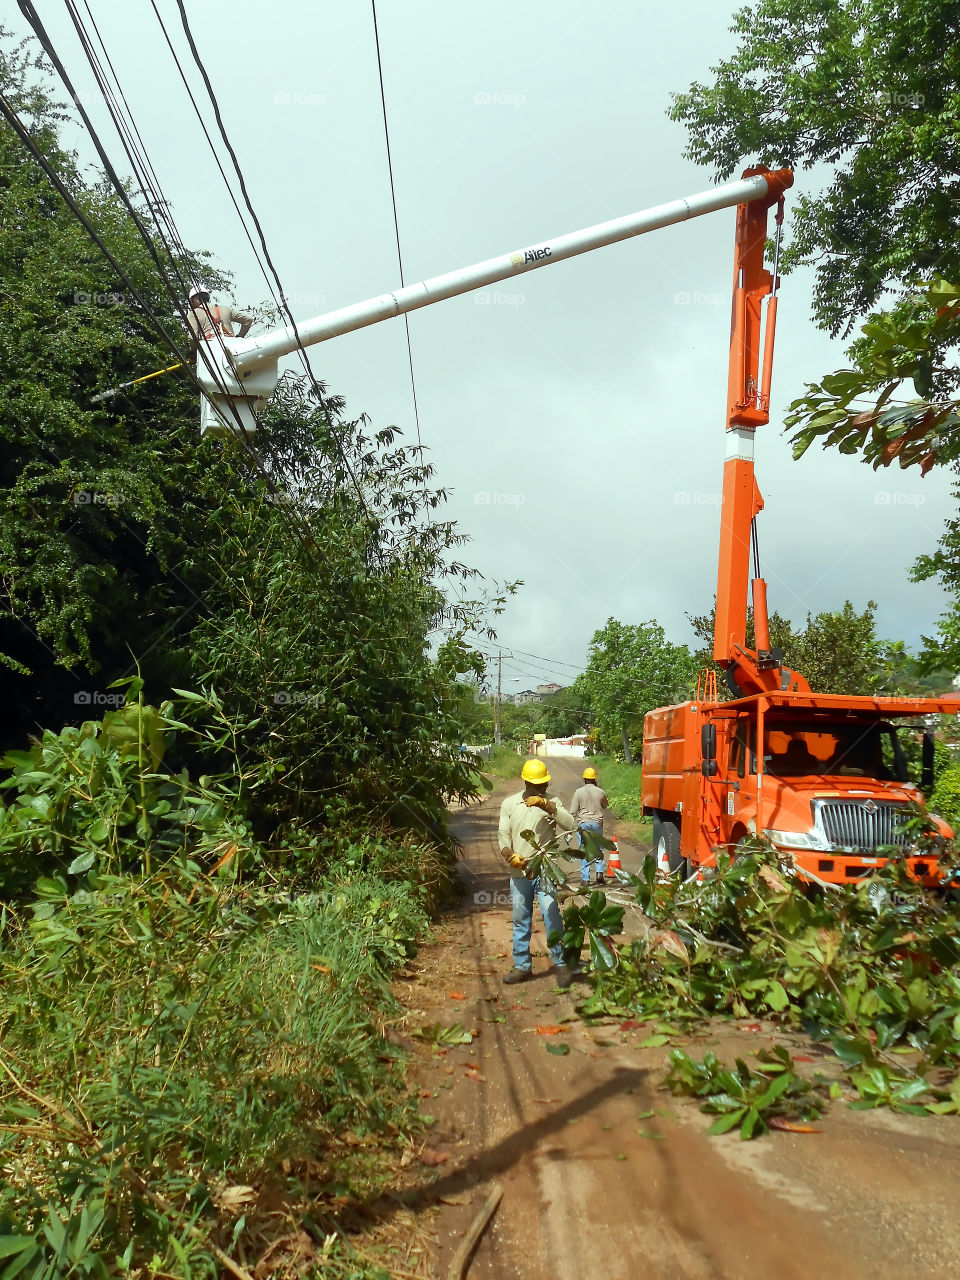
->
<box><xmin>494</xmin><ymin>651</ymin><xmax>502</xmax><ymax>747</ymax></box>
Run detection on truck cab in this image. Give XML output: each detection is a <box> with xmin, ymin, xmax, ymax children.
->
<box><xmin>642</xmin><ymin>691</ymin><xmax>957</xmax><ymax>886</ymax></box>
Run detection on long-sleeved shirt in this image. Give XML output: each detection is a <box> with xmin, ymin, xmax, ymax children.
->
<box><xmin>187</xmin><ymin>301</ymin><xmax>255</xmax><ymax>341</ymax></box>
<box><xmin>498</xmin><ymin>790</ymin><xmax>576</xmax><ymax>875</ymax></box>
<box><xmin>569</xmin><ymin>783</ymin><xmax>608</xmax><ymax>829</ymax></box>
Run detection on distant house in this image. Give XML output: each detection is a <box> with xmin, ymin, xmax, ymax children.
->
<box><xmin>537</xmin><ymin>682</ymin><xmax>564</xmax><ymax>697</ymax></box>
<box><xmin>511</xmin><ymin>689</ymin><xmax>540</xmax><ymax>706</ymax></box>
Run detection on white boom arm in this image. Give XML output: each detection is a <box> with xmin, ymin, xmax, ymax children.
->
<box><xmin>198</xmin><ymin>170</ymin><xmax>782</xmax><ymax>435</ymax></box>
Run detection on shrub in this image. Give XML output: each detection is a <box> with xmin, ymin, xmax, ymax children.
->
<box><xmin>929</xmin><ymin>760</ymin><xmax>960</xmax><ymax>831</ymax></box>
<box><xmin>0</xmin><ymin>855</ymin><xmax>433</xmax><ymax>1272</ymax></box>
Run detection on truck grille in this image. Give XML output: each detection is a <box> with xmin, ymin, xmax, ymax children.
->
<box><xmin>817</xmin><ymin>801</ymin><xmax>911</xmax><ymax>851</ymax></box>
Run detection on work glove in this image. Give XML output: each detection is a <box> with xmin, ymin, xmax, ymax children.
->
<box><xmin>525</xmin><ymin>796</ymin><xmax>555</xmax><ymax>813</ymax></box>
<box><xmin>509</xmin><ymin>854</ymin><xmax>527</xmax><ymax>870</ymax></box>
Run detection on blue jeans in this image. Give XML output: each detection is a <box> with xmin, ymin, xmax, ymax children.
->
<box><xmin>510</xmin><ymin>874</ymin><xmax>565</xmax><ymax>971</ymax></box>
<box><xmin>578</xmin><ymin>821</ymin><xmax>604</xmax><ymax>882</ymax></box>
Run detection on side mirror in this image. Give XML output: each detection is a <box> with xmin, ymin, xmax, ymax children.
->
<box><xmin>701</xmin><ymin>722</ymin><xmax>718</xmax><ymax>777</ymax></box>
<box><xmin>921</xmin><ymin>730</ymin><xmax>935</xmax><ymax>794</ymax></box>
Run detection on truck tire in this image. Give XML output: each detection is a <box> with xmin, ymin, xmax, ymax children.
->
<box><xmin>653</xmin><ymin>813</ymin><xmax>684</xmax><ymax>876</ymax></box>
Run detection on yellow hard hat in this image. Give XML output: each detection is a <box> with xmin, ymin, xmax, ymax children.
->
<box><xmin>582</xmin><ymin>767</ymin><xmax>597</xmax><ymax>780</ymax></box>
<box><xmin>521</xmin><ymin>759</ymin><xmax>551</xmax><ymax>785</ymax></box>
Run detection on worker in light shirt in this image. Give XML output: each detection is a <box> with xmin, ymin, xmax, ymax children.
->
<box><xmin>186</xmin><ymin>287</ymin><xmax>255</xmax><ymax>343</ymax></box>
<box><xmin>570</xmin><ymin>766</ymin><xmax>609</xmax><ymax>886</ymax></box>
<box><xmin>498</xmin><ymin>759</ymin><xmax>576</xmax><ymax>988</ymax></box>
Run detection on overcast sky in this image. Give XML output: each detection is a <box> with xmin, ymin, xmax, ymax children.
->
<box><xmin>9</xmin><ymin>1</ymin><xmax>957</xmax><ymax>690</ymax></box>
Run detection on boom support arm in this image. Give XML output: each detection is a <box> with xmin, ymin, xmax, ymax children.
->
<box><xmin>711</xmin><ymin>167</ymin><xmax>806</xmax><ymax>697</ymax></box>
<box><xmin>196</xmin><ymin>169</ymin><xmax>795</xmax><ymax>433</ymax></box>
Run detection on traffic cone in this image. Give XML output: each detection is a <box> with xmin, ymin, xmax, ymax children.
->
<box><xmin>606</xmin><ymin>837</ymin><xmax>622</xmax><ymax>877</ymax></box>
<box><xmin>655</xmin><ymin>841</ymin><xmax>670</xmax><ymax>876</ymax></box>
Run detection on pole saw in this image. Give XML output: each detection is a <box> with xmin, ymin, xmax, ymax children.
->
<box><xmin>89</xmin><ymin>361</ymin><xmax>184</xmax><ymax>404</ymax></box>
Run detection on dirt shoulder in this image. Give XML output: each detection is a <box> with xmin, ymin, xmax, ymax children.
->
<box><xmin>392</xmin><ymin>758</ymin><xmax>960</xmax><ymax>1280</ymax></box>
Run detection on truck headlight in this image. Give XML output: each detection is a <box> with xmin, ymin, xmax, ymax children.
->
<box><xmin>762</xmin><ymin>828</ymin><xmax>828</xmax><ymax>851</ymax></box>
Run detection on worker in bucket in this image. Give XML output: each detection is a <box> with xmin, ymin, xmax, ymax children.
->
<box><xmin>498</xmin><ymin>759</ymin><xmax>576</xmax><ymax>988</ymax></box>
<box><xmin>186</xmin><ymin>287</ymin><xmax>255</xmax><ymax>343</ymax></box>
<box><xmin>570</xmin><ymin>766</ymin><xmax>609</xmax><ymax>886</ymax></box>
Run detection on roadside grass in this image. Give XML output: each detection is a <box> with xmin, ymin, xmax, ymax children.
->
<box><xmin>0</xmin><ymin>848</ymin><xmax>446</xmax><ymax>1276</ymax></box>
<box><xmin>483</xmin><ymin>744</ymin><xmax>525</xmax><ymax>781</ymax></box>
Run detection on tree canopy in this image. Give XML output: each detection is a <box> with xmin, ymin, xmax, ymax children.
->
<box><xmin>574</xmin><ymin>618</ymin><xmax>696</xmax><ymax>760</ymax></box>
<box><xmin>671</xmin><ymin>0</ymin><xmax>960</xmax><ymax>337</ymax></box>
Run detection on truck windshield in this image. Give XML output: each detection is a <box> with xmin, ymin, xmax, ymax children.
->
<box><xmin>763</xmin><ymin>721</ymin><xmax>906</xmax><ymax>781</ymax></box>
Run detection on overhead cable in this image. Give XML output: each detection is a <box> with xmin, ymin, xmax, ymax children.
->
<box><xmin>370</xmin><ymin>0</ymin><xmax>423</xmax><ymax>450</ymax></box>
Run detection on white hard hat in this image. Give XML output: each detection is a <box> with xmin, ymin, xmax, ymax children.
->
<box><xmin>187</xmin><ymin>285</ymin><xmax>209</xmax><ymax>302</ymax></box>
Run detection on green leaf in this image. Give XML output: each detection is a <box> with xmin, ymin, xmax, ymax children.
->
<box><xmin>765</xmin><ymin>980</ymin><xmax>789</xmax><ymax>1012</ymax></box>
<box><xmin>708</xmin><ymin>1109</ymin><xmax>745</xmax><ymax>1135</ymax></box>
<box><xmin>546</xmin><ymin>1042</ymin><xmax>571</xmax><ymax>1056</ymax></box>
<box><xmin>0</xmin><ymin>1241</ymin><xmax>37</xmax><ymax>1261</ymax></box>
<box><xmin>67</xmin><ymin>849</ymin><xmax>97</xmax><ymax>875</ymax></box>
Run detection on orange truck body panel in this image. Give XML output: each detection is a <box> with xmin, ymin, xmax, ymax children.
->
<box><xmin>642</xmin><ymin>692</ymin><xmax>960</xmax><ymax>885</ymax></box>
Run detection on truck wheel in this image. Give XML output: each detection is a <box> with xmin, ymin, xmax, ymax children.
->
<box><xmin>653</xmin><ymin>813</ymin><xmax>685</xmax><ymax>875</ymax></box>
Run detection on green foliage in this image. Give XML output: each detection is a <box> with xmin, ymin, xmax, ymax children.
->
<box><xmin>560</xmin><ymin>889</ymin><xmax>624</xmax><ymax>972</ymax></box>
<box><xmin>0</xmin><ymin>44</ymin><xmax>492</xmax><ymax>850</ymax></box>
<box><xmin>484</xmin><ymin>745</ymin><xmax>525</xmax><ymax>781</ymax></box>
<box><xmin>580</xmin><ymin>847</ymin><xmax>960</xmax><ymax>1129</ymax></box>
<box><xmin>575</xmin><ymin>618</ymin><xmax>696</xmax><ymax>760</ymax></box>
<box><xmin>0</xmin><ymin>843</ymin><xmax>435</xmax><ymax>1272</ymax></box>
<box><xmin>0</xmin><ymin>684</ymin><xmax>264</xmax><ymax>900</ymax></box>
<box><xmin>664</xmin><ymin>1046</ymin><xmax>829</xmax><ymax>1140</ymax></box>
<box><xmin>910</xmin><ymin>492</ymin><xmax>960</xmax><ymax>671</ymax></box>
<box><xmin>187</xmin><ymin>375</ymin><xmax>494</xmax><ymax>846</ymax></box>
<box><xmin>0</xmin><ymin>35</ymin><xmax>228</xmax><ymax>690</ymax></box>
<box><xmin>670</xmin><ymin>0</ymin><xmax>960</xmax><ymax>337</ymax></box>
<box><xmin>786</xmin><ymin>280</ymin><xmax>960</xmax><ymax>472</ymax></box>
<box><xmin>531</xmin><ymin>686</ymin><xmax>588</xmax><ymax>739</ymax></box>
<box><xmin>929</xmin><ymin>762</ymin><xmax>960</xmax><ymax>831</ymax></box>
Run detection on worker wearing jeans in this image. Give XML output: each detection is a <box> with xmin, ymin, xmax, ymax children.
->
<box><xmin>570</xmin><ymin>767</ymin><xmax>609</xmax><ymax>886</ymax></box>
<box><xmin>509</xmin><ymin>875</ymin><xmax>565</xmax><ymax>975</ymax></box>
<box><xmin>498</xmin><ymin>759</ymin><xmax>576</xmax><ymax>987</ymax></box>
<box><xmin>576</xmin><ymin>820</ymin><xmax>604</xmax><ymax>884</ymax></box>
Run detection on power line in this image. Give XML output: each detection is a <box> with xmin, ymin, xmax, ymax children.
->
<box><xmin>31</xmin><ymin>0</ymin><xmax>363</xmax><ymax>561</ymax></box>
<box><xmin>18</xmin><ymin>0</ymin><xmax>264</xmax><ymax>451</ymax></box>
<box><xmin>170</xmin><ymin>0</ymin><xmax>379</xmax><ymax>525</ymax></box>
<box><xmin>370</xmin><ymin>0</ymin><xmax>423</xmax><ymax>451</ymax></box>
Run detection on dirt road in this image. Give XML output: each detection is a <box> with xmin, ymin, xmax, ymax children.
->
<box><xmin>395</xmin><ymin>758</ymin><xmax>960</xmax><ymax>1280</ymax></box>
